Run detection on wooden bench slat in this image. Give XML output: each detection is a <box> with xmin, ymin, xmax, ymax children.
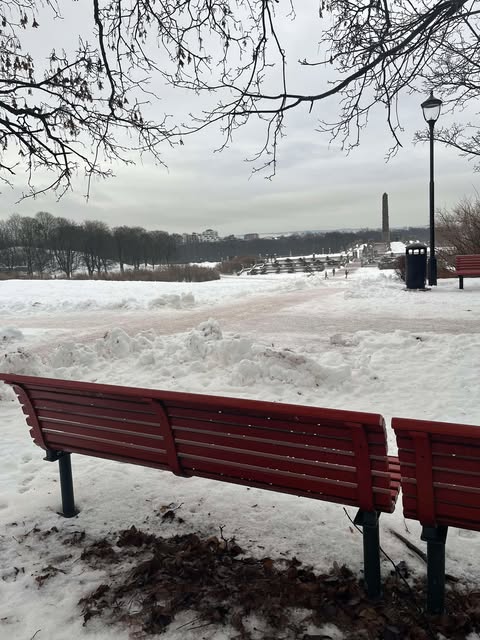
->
<box><xmin>46</xmin><ymin>443</ymin><xmax>172</xmax><ymax>473</ymax></box>
<box><xmin>22</xmin><ymin>383</ymin><xmax>153</xmax><ymax>402</ymax></box>
<box><xmin>393</xmin><ymin>417</ymin><xmax>480</xmax><ymax>439</ymax></box>
<box><xmin>456</xmin><ymin>259</ymin><xmax>480</xmax><ymax>265</ymax></box>
<box><xmin>403</xmin><ymin>495</ymin><xmax>480</xmax><ymax>527</ymax></box>
<box><xmin>176</xmin><ymin>434</ymin><xmax>391</xmax><ymax>471</ymax></box>
<box><xmin>169</xmin><ymin>410</ymin><xmax>358</xmax><ymax>439</ymax></box>
<box><xmin>398</xmin><ymin>437</ymin><xmax>480</xmax><ymax>462</ymax></box>
<box><xmin>403</xmin><ymin>510</ymin><xmax>480</xmax><ymax>532</ymax></box>
<box><xmin>456</xmin><ymin>270</ymin><xmax>480</xmax><ymax>275</ymax></box>
<box><xmin>177</xmin><ymin>441</ymin><xmax>356</xmax><ymax>484</ymax></box>
<box><xmin>171</xmin><ymin>414</ymin><xmax>356</xmax><ymax>446</ymax></box>
<box><xmin>45</xmin><ymin>433</ymin><xmax>169</xmax><ymax>465</ymax></box>
<box><xmin>171</xmin><ymin>418</ymin><xmax>387</xmax><ymax>456</ymax></box>
<box><xmin>173</xmin><ymin>424</ymin><xmax>387</xmax><ymax>460</ymax></box>
<box><xmin>41</xmin><ymin>421</ymin><xmax>165</xmax><ymax>450</ymax></box>
<box><xmin>397</xmin><ymin>450</ymin><xmax>480</xmax><ymax>475</ymax></box>
<box><xmin>398</xmin><ymin>465</ymin><xmax>480</xmax><ymax>490</ymax></box>
<box><xmin>165</xmin><ymin>399</ymin><xmax>385</xmax><ymax>427</ymax></box>
<box><xmin>456</xmin><ymin>255</ymin><xmax>480</xmax><ymax>265</ymax></box>
<box><xmin>28</xmin><ymin>390</ymin><xmax>156</xmax><ymax>415</ymax></box>
<box><xmin>189</xmin><ymin>468</ymin><xmax>397</xmax><ymax>511</ymax></box>
<box><xmin>190</xmin><ymin>469</ymin><xmax>362</xmax><ymax>507</ymax></box>
<box><xmin>180</xmin><ymin>453</ymin><xmax>362</xmax><ymax>500</ymax></box>
<box><xmin>32</xmin><ymin>399</ymin><xmax>158</xmax><ymax>424</ymax></box>
<box><xmin>36</xmin><ymin>409</ymin><xmax>165</xmax><ymax>435</ymax></box>
<box><xmin>167</xmin><ymin>405</ymin><xmax>386</xmax><ymax>438</ymax></box>
<box><xmin>403</xmin><ymin>482</ymin><xmax>480</xmax><ymax>507</ymax></box>
<box><xmin>172</xmin><ymin>422</ymin><xmax>354</xmax><ymax>452</ymax></box>
<box><xmin>177</xmin><ymin>440</ymin><xmax>396</xmax><ymax>490</ymax></box>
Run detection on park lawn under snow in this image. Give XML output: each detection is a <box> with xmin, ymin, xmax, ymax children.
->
<box><xmin>0</xmin><ymin>267</ymin><xmax>480</xmax><ymax>639</ymax></box>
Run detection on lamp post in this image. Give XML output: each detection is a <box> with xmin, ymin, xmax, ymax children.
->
<box><xmin>421</xmin><ymin>91</ymin><xmax>442</xmax><ymax>286</ymax></box>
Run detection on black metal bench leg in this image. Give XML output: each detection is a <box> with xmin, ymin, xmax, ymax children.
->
<box><xmin>459</xmin><ymin>276</ymin><xmax>463</xmax><ymax>289</ymax></box>
<box><xmin>44</xmin><ymin>450</ymin><xmax>78</xmax><ymax>517</ymax></box>
<box><xmin>354</xmin><ymin>510</ymin><xmax>381</xmax><ymax>599</ymax></box>
<box><xmin>421</xmin><ymin>525</ymin><xmax>448</xmax><ymax>614</ymax></box>
<box><xmin>58</xmin><ymin>453</ymin><xmax>77</xmax><ymax>518</ymax></box>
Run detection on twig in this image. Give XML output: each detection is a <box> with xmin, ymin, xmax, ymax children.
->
<box><xmin>187</xmin><ymin>622</ymin><xmax>214</xmax><ymax>632</ymax></box>
<box><xmin>389</xmin><ymin>529</ymin><xmax>458</xmax><ymax>583</ymax></box>
<box><xmin>389</xmin><ymin>529</ymin><xmax>427</xmax><ymax>562</ymax></box>
<box><xmin>174</xmin><ymin>616</ymin><xmax>202</xmax><ymax>631</ymax></box>
<box><xmin>30</xmin><ymin>630</ymin><xmax>41</xmax><ymax>640</ymax></box>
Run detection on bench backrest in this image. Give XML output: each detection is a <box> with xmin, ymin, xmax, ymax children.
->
<box><xmin>392</xmin><ymin>416</ymin><xmax>480</xmax><ymax>531</ymax></box>
<box><xmin>456</xmin><ymin>255</ymin><xmax>480</xmax><ymax>272</ymax></box>
<box><xmin>1</xmin><ymin>374</ymin><xmax>398</xmax><ymax>513</ymax></box>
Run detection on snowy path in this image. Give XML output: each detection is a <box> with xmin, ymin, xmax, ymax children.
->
<box><xmin>4</xmin><ymin>272</ymin><xmax>478</xmax><ymax>361</ymax></box>
<box><xmin>6</xmin><ymin>286</ymin><xmax>340</xmax><ymax>353</ymax></box>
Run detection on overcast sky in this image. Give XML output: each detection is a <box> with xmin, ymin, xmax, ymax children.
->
<box><xmin>1</xmin><ymin>3</ymin><xmax>479</xmax><ymax>237</ymax></box>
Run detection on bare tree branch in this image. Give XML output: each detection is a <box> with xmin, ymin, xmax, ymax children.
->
<box><xmin>1</xmin><ymin>0</ymin><xmax>480</xmax><ymax>195</ymax></box>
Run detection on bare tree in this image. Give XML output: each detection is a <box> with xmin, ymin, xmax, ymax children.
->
<box><xmin>112</xmin><ymin>225</ymin><xmax>148</xmax><ymax>271</ymax></box>
<box><xmin>16</xmin><ymin>214</ymin><xmax>38</xmax><ymax>275</ymax></box>
<box><xmin>0</xmin><ymin>0</ymin><xmax>172</xmax><ymax>198</ymax></box>
<box><xmin>2</xmin><ymin>0</ymin><xmax>479</xmax><ymax>191</ymax></box>
<box><xmin>113</xmin><ymin>225</ymin><xmax>130</xmax><ymax>274</ymax></box>
<box><xmin>51</xmin><ymin>217</ymin><xmax>81</xmax><ymax>278</ymax></box>
<box><xmin>34</xmin><ymin>211</ymin><xmax>56</xmax><ymax>275</ymax></box>
<box><xmin>0</xmin><ymin>216</ymin><xmax>22</xmax><ymax>270</ymax></box>
<box><xmin>80</xmin><ymin>220</ymin><xmax>112</xmax><ymax>276</ymax></box>
<box><xmin>437</xmin><ymin>198</ymin><xmax>480</xmax><ymax>263</ymax></box>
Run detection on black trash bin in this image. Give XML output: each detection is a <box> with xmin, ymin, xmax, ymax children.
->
<box><xmin>405</xmin><ymin>243</ymin><xmax>427</xmax><ymax>289</ymax></box>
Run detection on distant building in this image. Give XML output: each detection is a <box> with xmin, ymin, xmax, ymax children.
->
<box><xmin>182</xmin><ymin>232</ymin><xmax>200</xmax><ymax>244</ymax></box>
<box><xmin>200</xmin><ymin>229</ymin><xmax>219</xmax><ymax>242</ymax></box>
<box><xmin>244</xmin><ymin>233</ymin><xmax>259</xmax><ymax>241</ymax></box>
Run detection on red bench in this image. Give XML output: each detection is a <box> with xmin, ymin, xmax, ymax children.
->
<box><xmin>455</xmin><ymin>254</ymin><xmax>480</xmax><ymax>289</ymax></box>
<box><xmin>0</xmin><ymin>373</ymin><xmax>400</xmax><ymax>599</ymax></box>
<box><xmin>392</xmin><ymin>416</ymin><xmax>480</xmax><ymax>614</ymax></box>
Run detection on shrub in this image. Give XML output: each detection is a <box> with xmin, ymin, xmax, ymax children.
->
<box><xmin>217</xmin><ymin>255</ymin><xmax>257</xmax><ymax>275</ymax></box>
<box><xmin>72</xmin><ymin>265</ymin><xmax>220</xmax><ymax>282</ymax></box>
<box><xmin>0</xmin><ymin>271</ymin><xmax>52</xmax><ymax>280</ymax></box>
<box><xmin>437</xmin><ymin>198</ymin><xmax>480</xmax><ymax>266</ymax></box>
<box><xmin>394</xmin><ymin>255</ymin><xmax>406</xmax><ymax>281</ymax></box>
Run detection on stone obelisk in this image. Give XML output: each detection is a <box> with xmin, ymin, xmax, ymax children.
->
<box><xmin>382</xmin><ymin>193</ymin><xmax>390</xmax><ymax>245</ymax></box>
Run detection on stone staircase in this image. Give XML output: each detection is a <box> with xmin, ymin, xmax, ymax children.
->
<box><xmin>247</xmin><ymin>256</ymin><xmax>339</xmax><ymax>275</ymax></box>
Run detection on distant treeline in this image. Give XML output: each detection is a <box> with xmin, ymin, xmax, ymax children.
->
<box><xmin>0</xmin><ymin>212</ymin><xmax>178</xmax><ymax>278</ymax></box>
<box><xmin>176</xmin><ymin>227</ymin><xmax>430</xmax><ymax>263</ymax></box>
<box><xmin>0</xmin><ymin>212</ymin><xmax>429</xmax><ymax>278</ymax></box>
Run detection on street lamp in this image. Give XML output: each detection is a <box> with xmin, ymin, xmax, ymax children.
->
<box><xmin>421</xmin><ymin>91</ymin><xmax>442</xmax><ymax>286</ymax></box>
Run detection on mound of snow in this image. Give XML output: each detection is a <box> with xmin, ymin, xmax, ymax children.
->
<box><xmin>1</xmin><ymin>327</ymin><xmax>23</xmax><ymax>343</ymax></box>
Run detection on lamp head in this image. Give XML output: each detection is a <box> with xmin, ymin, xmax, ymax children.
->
<box><xmin>421</xmin><ymin>91</ymin><xmax>442</xmax><ymax>124</ymax></box>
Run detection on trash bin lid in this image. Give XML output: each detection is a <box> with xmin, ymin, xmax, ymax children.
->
<box><xmin>406</xmin><ymin>243</ymin><xmax>427</xmax><ymax>254</ymax></box>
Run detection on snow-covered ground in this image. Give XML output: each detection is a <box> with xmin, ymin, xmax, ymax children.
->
<box><xmin>1</xmin><ymin>267</ymin><xmax>479</xmax><ymax>639</ymax></box>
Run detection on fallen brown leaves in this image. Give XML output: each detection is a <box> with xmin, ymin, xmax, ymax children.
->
<box><xmin>23</xmin><ymin>524</ymin><xmax>480</xmax><ymax>639</ymax></box>
<box><xmin>71</xmin><ymin>526</ymin><xmax>480</xmax><ymax>639</ymax></box>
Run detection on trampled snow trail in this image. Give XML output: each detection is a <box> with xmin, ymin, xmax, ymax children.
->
<box><xmin>6</xmin><ymin>272</ymin><xmax>479</xmax><ymax>359</ymax></box>
<box><xmin>6</xmin><ymin>286</ymin><xmax>336</xmax><ymax>353</ymax></box>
